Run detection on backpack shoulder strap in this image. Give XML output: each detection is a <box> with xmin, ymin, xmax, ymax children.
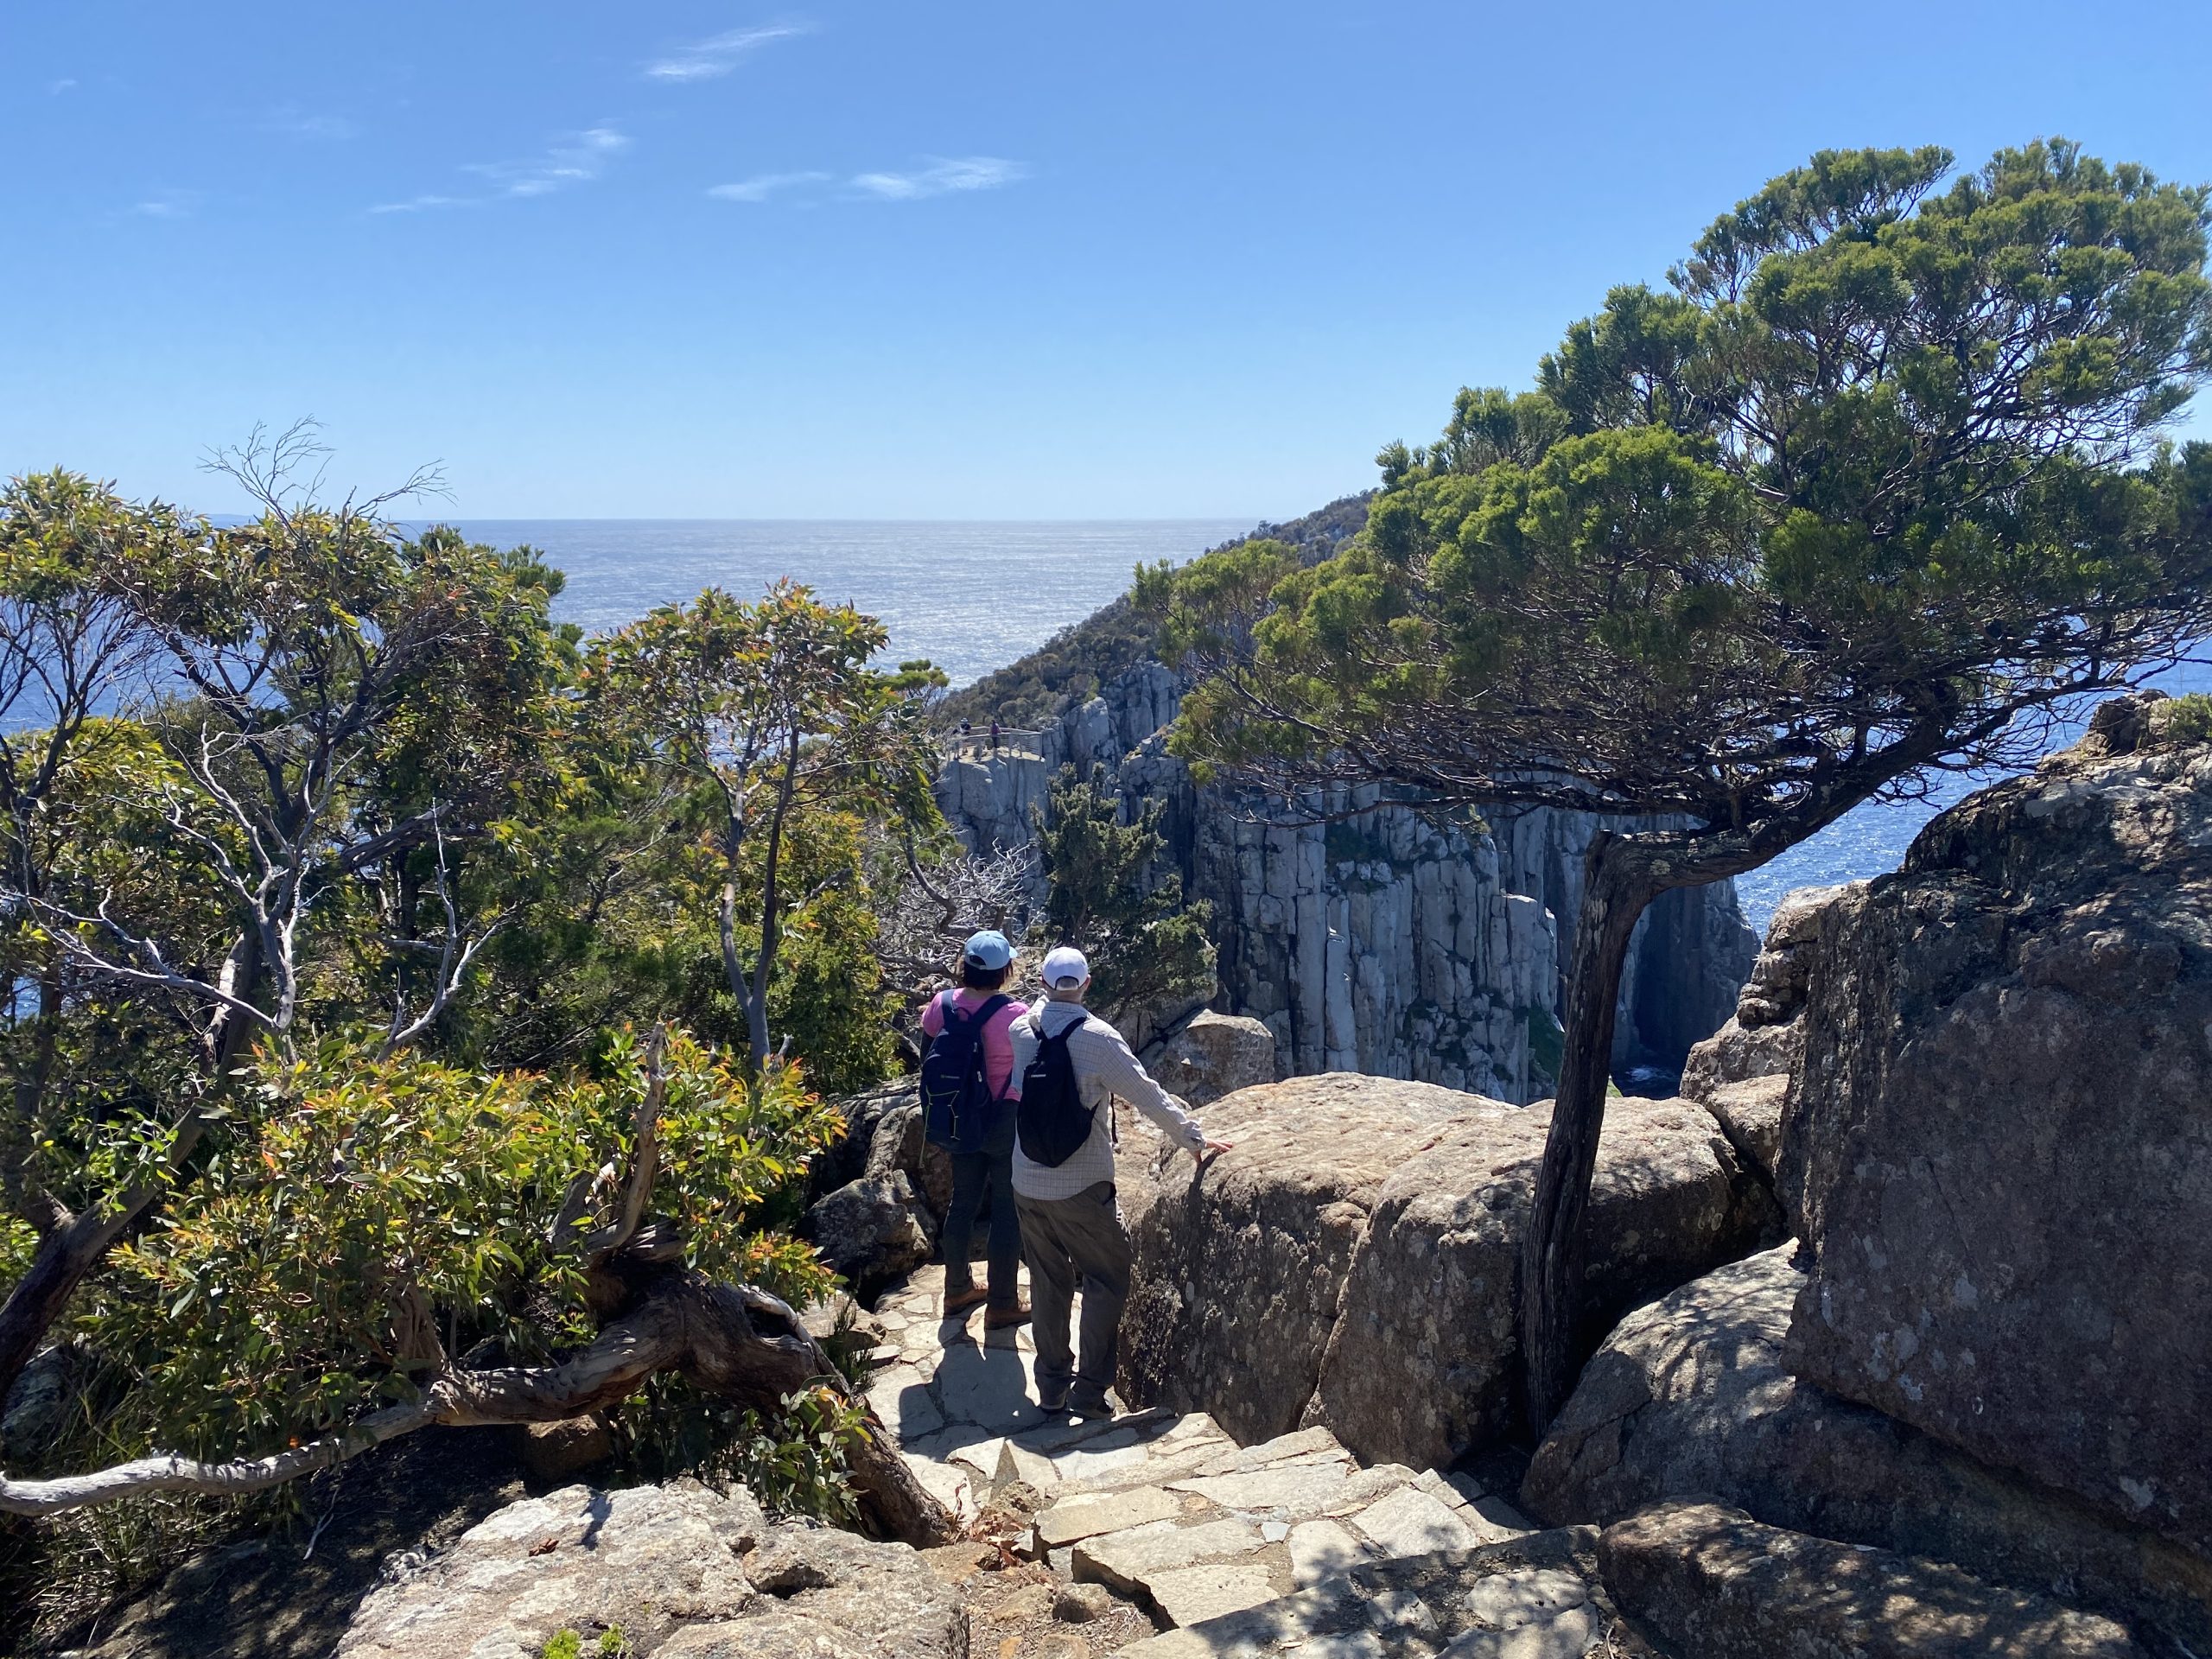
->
<box><xmin>974</xmin><ymin>994</ymin><xmax>1013</xmax><ymax>1022</ymax></box>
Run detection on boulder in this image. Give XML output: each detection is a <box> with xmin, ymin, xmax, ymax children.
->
<box><xmin>1677</xmin><ymin>881</ymin><xmax>1861</xmax><ymax>1118</ymax></box>
<box><xmin>1119</xmin><ymin>1074</ymin><xmax>1478</xmax><ymax>1446</ymax></box>
<box><xmin>513</xmin><ymin>1416</ymin><xmax>613</xmax><ymax>1483</ymax></box>
<box><xmin>1149</xmin><ymin>1009</ymin><xmax>1278</xmax><ymax>1107</ymax></box>
<box><xmin>862</xmin><ymin>1096</ymin><xmax>956</xmax><ymax>1220</ymax></box>
<box><xmin>1599</xmin><ymin>1500</ymin><xmax>2148</xmax><ymax>1658</ymax></box>
<box><xmin>1312</xmin><ymin>1093</ymin><xmax>1776</xmax><ymax>1469</ymax></box>
<box><xmin>335</xmin><ymin>1482</ymin><xmax>965</xmax><ymax>1659</ymax></box>
<box><xmin>802</xmin><ymin>1173</ymin><xmax>934</xmax><ymax>1298</ymax></box>
<box><xmin>1781</xmin><ymin>717</ymin><xmax>2212</xmax><ymax>1554</ymax></box>
<box><xmin>1121</xmin><ymin>1076</ymin><xmax>1776</xmax><ymax>1470</ymax></box>
<box><xmin>1524</xmin><ymin>1247</ymin><xmax>2212</xmax><ymax>1653</ymax></box>
<box><xmin>1699</xmin><ymin>1074</ymin><xmax>1787</xmax><ymax>1185</ymax></box>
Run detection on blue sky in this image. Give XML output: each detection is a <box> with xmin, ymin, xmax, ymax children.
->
<box><xmin>4</xmin><ymin>2</ymin><xmax>2209</xmax><ymax>518</ymax></box>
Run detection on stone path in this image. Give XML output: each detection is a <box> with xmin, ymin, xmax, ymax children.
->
<box><xmin>872</xmin><ymin>1265</ymin><xmax>1654</xmax><ymax>1656</ymax></box>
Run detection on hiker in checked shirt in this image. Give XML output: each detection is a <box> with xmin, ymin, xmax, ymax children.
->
<box><xmin>1007</xmin><ymin>944</ymin><xmax>1232</xmax><ymax>1418</ymax></box>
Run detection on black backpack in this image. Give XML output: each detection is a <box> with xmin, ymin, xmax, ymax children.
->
<box><xmin>1016</xmin><ymin>1012</ymin><xmax>1095</xmax><ymax>1166</ymax></box>
<box><xmin>919</xmin><ymin>991</ymin><xmax>1012</xmax><ymax>1154</ymax></box>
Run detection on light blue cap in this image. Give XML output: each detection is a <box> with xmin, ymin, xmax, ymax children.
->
<box><xmin>963</xmin><ymin>930</ymin><xmax>1014</xmax><ymax>970</ymax></box>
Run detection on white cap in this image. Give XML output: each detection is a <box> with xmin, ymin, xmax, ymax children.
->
<box><xmin>1041</xmin><ymin>945</ymin><xmax>1090</xmax><ymax>988</ymax></box>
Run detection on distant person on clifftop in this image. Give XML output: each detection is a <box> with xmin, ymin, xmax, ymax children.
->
<box><xmin>917</xmin><ymin>931</ymin><xmax>1030</xmax><ymax>1327</ymax></box>
<box><xmin>1008</xmin><ymin>945</ymin><xmax>1232</xmax><ymax>1417</ymax></box>
<box><xmin>989</xmin><ymin>717</ymin><xmax>1001</xmax><ymax>753</ymax></box>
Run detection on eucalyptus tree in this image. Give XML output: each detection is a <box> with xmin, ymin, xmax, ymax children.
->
<box><xmin>1143</xmin><ymin>141</ymin><xmax>2212</xmax><ymax>1427</ymax></box>
<box><xmin>588</xmin><ymin>580</ymin><xmax>944</xmax><ymax>1074</ymax></box>
<box><xmin>0</xmin><ymin>442</ymin><xmax>566</xmax><ymax>1402</ymax></box>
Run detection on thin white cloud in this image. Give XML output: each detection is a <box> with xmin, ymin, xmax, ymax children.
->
<box><xmin>369</xmin><ymin>193</ymin><xmax>471</xmax><ymax>215</ymax></box>
<box><xmin>849</xmin><ymin>156</ymin><xmax>1027</xmax><ymax>200</ymax></box>
<box><xmin>49</xmin><ymin>78</ymin><xmax>77</xmax><ymax>95</ymax></box>
<box><xmin>646</xmin><ymin>23</ymin><xmax>810</xmax><ymax>81</ymax></box>
<box><xmin>266</xmin><ymin>105</ymin><xmax>357</xmax><ymax>141</ymax></box>
<box><xmin>131</xmin><ymin>189</ymin><xmax>200</xmax><ymax>219</ymax></box>
<box><xmin>708</xmin><ymin>169</ymin><xmax>831</xmax><ymax>203</ymax></box>
<box><xmin>463</xmin><ymin>125</ymin><xmax>630</xmax><ymax>200</ymax></box>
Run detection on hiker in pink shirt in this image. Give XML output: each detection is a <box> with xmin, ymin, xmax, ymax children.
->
<box><xmin>917</xmin><ymin>930</ymin><xmax>1030</xmax><ymax>1326</ymax></box>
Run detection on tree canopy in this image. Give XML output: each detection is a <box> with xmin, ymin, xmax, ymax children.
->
<box><xmin>0</xmin><ymin>453</ymin><xmax>966</xmax><ymax>1636</ymax></box>
<box><xmin>1143</xmin><ymin>140</ymin><xmax>2212</xmax><ymax>1426</ymax></box>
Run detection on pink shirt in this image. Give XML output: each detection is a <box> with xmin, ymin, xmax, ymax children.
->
<box><xmin>919</xmin><ymin>988</ymin><xmax>1026</xmax><ymax>1099</ymax></box>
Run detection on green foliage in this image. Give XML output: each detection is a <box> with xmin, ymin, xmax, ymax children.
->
<box><xmin>543</xmin><ymin>1626</ymin><xmax>631</xmax><ymax>1659</ymax></box>
<box><xmin>584</xmin><ymin>579</ymin><xmax>942</xmax><ymax>1074</ymax></box>
<box><xmin>0</xmin><ymin>463</ymin><xmax>939</xmax><ymax>1549</ymax></box>
<box><xmin>1154</xmin><ymin>141</ymin><xmax>2212</xmax><ymax>840</ymax></box>
<box><xmin>2149</xmin><ymin>693</ymin><xmax>2212</xmax><ymax>747</ymax></box>
<box><xmin>84</xmin><ymin>1032</ymin><xmax>840</xmax><ymax>1463</ymax></box>
<box><xmin>1035</xmin><ymin>765</ymin><xmax>1215</xmax><ymax>1015</ymax></box>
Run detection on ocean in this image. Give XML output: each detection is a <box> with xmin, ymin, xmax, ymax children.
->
<box><xmin>448</xmin><ymin>518</ymin><xmax>2201</xmax><ymax>938</ymax></box>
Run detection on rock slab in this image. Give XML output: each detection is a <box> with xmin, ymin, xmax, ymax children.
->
<box><xmin>1782</xmin><ymin>724</ymin><xmax>2212</xmax><ymax>1554</ymax></box>
<box><xmin>334</xmin><ymin>1482</ymin><xmax>964</xmax><ymax>1659</ymax></box>
<box><xmin>1599</xmin><ymin>1500</ymin><xmax>2148</xmax><ymax>1658</ymax></box>
<box><xmin>1523</xmin><ymin>1246</ymin><xmax>2212</xmax><ymax>1654</ymax></box>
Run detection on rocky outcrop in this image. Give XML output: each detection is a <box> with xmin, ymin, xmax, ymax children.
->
<box><xmin>1780</xmin><ymin>712</ymin><xmax>2212</xmax><ymax>1556</ymax></box>
<box><xmin>1144</xmin><ymin>1009</ymin><xmax>1277</xmax><ymax>1106</ymax></box>
<box><xmin>1313</xmin><ymin>1092</ymin><xmax>1776</xmax><ymax>1469</ymax></box>
<box><xmin>1599</xmin><ymin>1501</ymin><xmax>2148</xmax><ymax>1658</ymax></box>
<box><xmin>801</xmin><ymin>1172</ymin><xmax>933</xmax><ymax>1298</ymax></box>
<box><xmin>335</xmin><ymin>1481</ymin><xmax>967</xmax><ymax>1659</ymax></box>
<box><xmin>1523</xmin><ymin>1247</ymin><xmax>2212</xmax><ymax>1654</ymax></box>
<box><xmin>1121</xmin><ymin>1075</ymin><xmax>1478</xmax><ymax>1445</ymax></box>
<box><xmin>1120</xmin><ymin>1075</ymin><xmax>1776</xmax><ymax>1469</ymax></box>
<box><xmin>937</xmin><ymin>652</ymin><xmax>1757</xmax><ymax>1106</ymax></box>
<box><xmin>1678</xmin><ymin>881</ymin><xmax>1860</xmax><ymax>1108</ymax></box>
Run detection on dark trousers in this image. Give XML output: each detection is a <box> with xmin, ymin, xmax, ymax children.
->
<box><xmin>1014</xmin><ymin>1181</ymin><xmax>1131</xmax><ymax>1405</ymax></box>
<box><xmin>941</xmin><ymin>1119</ymin><xmax>1021</xmax><ymax>1306</ymax></box>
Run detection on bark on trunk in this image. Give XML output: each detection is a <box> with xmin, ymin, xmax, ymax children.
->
<box><xmin>0</xmin><ymin>1109</ymin><xmax>213</xmax><ymax>1404</ymax></box>
<box><xmin>1519</xmin><ymin>829</ymin><xmax>1663</xmax><ymax>1434</ymax></box>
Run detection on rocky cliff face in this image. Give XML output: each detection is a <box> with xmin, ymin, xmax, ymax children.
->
<box><xmin>936</xmin><ymin>657</ymin><xmax>1758</xmax><ymax>1103</ymax></box>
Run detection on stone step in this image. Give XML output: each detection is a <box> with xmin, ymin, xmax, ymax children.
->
<box><xmin>1027</xmin><ymin>1426</ymin><xmax>1535</xmax><ymax>1631</ymax></box>
<box><xmin>1105</xmin><ymin>1526</ymin><xmax>1655</xmax><ymax>1658</ymax></box>
<box><xmin>864</xmin><ymin>1262</ymin><xmax>1541</xmax><ymax>1639</ymax></box>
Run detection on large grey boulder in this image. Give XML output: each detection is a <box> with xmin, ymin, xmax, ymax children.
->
<box><xmin>1781</xmin><ymin>711</ymin><xmax>2212</xmax><ymax>1554</ymax></box>
<box><xmin>1121</xmin><ymin>1077</ymin><xmax>1775</xmax><ymax>1470</ymax></box>
<box><xmin>1147</xmin><ymin>1008</ymin><xmax>1278</xmax><ymax>1107</ymax></box>
<box><xmin>802</xmin><ymin>1173</ymin><xmax>934</xmax><ymax>1298</ymax></box>
<box><xmin>336</xmin><ymin>1482</ymin><xmax>964</xmax><ymax>1659</ymax></box>
<box><xmin>1600</xmin><ymin>1500</ymin><xmax>2148</xmax><ymax>1658</ymax></box>
<box><xmin>1676</xmin><ymin>880</ymin><xmax>1862</xmax><ymax>1148</ymax></box>
<box><xmin>1524</xmin><ymin>1247</ymin><xmax>2212</xmax><ymax>1654</ymax></box>
<box><xmin>1121</xmin><ymin>1074</ymin><xmax>1475</xmax><ymax>1445</ymax></box>
<box><xmin>1313</xmin><ymin>1093</ymin><xmax>1775</xmax><ymax>1469</ymax></box>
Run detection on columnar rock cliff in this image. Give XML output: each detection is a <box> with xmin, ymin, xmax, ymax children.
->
<box><xmin>936</xmin><ymin>654</ymin><xmax>1758</xmax><ymax>1102</ymax></box>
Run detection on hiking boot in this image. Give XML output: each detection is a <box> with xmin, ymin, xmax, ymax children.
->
<box><xmin>941</xmin><ymin>1285</ymin><xmax>988</xmax><ymax>1319</ymax></box>
<box><xmin>983</xmin><ymin>1299</ymin><xmax>1031</xmax><ymax>1330</ymax></box>
<box><xmin>1066</xmin><ymin>1390</ymin><xmax>1115</xmax><ymax>1421</ymax></box>
<box><xmin>1034</xmin><ymin>1386</ymin><xmax>1069</xmax><ymax>1414</ymax></box>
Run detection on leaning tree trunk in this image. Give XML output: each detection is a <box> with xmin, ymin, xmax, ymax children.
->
<box><xmin>1519</xmin><ymin>830</ymin><xmax>1665</xmax><ymax>1433</ymax></box>
<box><xmin>0</xmin><ymin>1251</ymin><xmax>957</xmax><ymax>1548</ymax></box>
